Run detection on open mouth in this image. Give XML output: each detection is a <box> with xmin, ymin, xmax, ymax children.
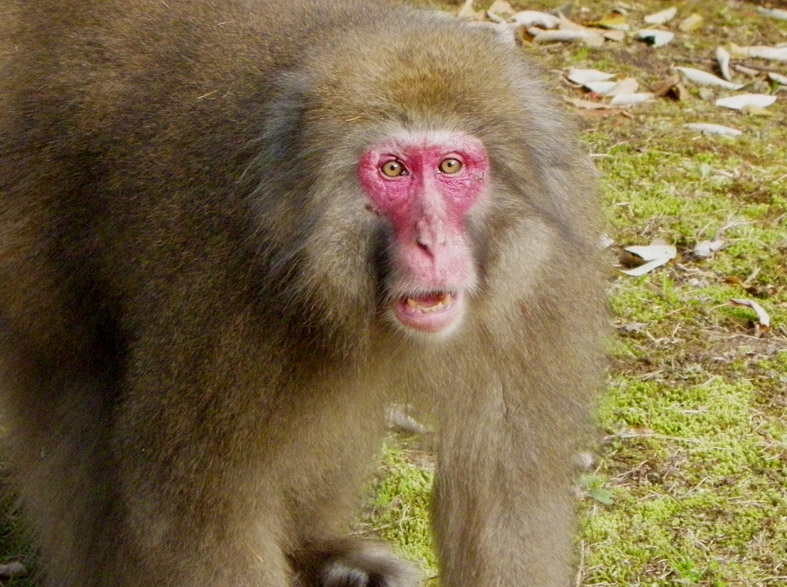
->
<box><xmin>393</xmin><ymin>290</ymin><xmax>464</xmax><ymax>333</ymax></box>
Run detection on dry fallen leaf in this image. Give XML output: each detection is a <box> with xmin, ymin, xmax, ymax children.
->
<box><xmin>767</xmin><ymin>72</ymin><xmax>787</xmax><ymax>86</ymax></box>
<box><xmin>609</xmin><ymin>92</ymin><xmax>655</xmax><ymax>106</ymax></box>
<box><xmin>588</xmin><ymin>13</ymin><xmax>630</xmax><ymax>31</ymax></box>
<box><xmin>715</xmin><ymin>93</ymin><xmax>777</xmax><ymax>112</ymax></box>
<box><xmin>757</xmin><ymin>7</ymin><xmax>787</xmax><ymax>21</ymax></box>
<box><xmin>692</xmin><ymin>238</ymin><xmax>725</xmax><ymax>258</ymax></box>
<box><xmin>678</xmin><ymin>13</ymin><xmax>704</xmax><ymax>32</ymax></box>
<box><xmin>644</xmin><ymin>6</ymin><xmax>677</xmax><ymax>26</ymax></box>
<box><xmin>730</xmin><ymin>44</ymin><xmax>787</xmax><ymax>62</ymax></box>
<box><xmin>651</xmin><ymin>74</ymin><xmax>689</xmax><ymax>100</ymax></box>
<box><xmin>568</xmin><ymin>97</ymin><xmax>614</xmax><ymax>110</ymax></box>
<box><xmin>557</xmin><ymin>14</ymin><xmax>587</xmax><ymax>32</ymax></box>
<box><xmin>624</xmin><ymin>244</ymin><xmax>677</xmax><ymax>261</ymax></box>
<box><xmin>567</xmin><ymin>68</ymin><xmax>617</xmax><ymax>85</ymax></box>
<box><xmin>619</xmin><ymin>321</ymin><xmax>648</xmax><ymax>334</ymax></box>
<box><xmin>620</xmin><ymin>243</ymin><xmax>677</xmax><ymax>276</ymax></box>
<box><xmin>511</xmin><ymin>10</ymin><xmax>560</xmax><ymax>28</ymax></box>
<box><xmin>728</xmin><ymin>298</ymin><xmax>771</xmax><ymax>335</ymax></box>
<box><xmin>635</xmin><ymin>29</ymin><xmax>675</xmax><ymax>48</ymax></box>
<box><xmin>556</xmin><ymin>15</ymin><xmax>606</xmax><ymax>47</ymax></box>
<box><xmin>675</xmin><ymin>67</ymin><xmax>744</xmax><ymax>90</ymax></box>
<box><xmin>584</xmin><ymin>81</ymin><xmax>618</xmax><ymax>94</ymax></box>
<box><xmin>684</xmin><ymin>122</ymin><xmax>743</xmax><ymax>137</ymax></box>
<box><xmin>733</xmin><ymin>64</ymin><xmax>760</xmax><ymax>77</ymax></box>
<box><xmin>606</xmin><ymin>78</ymin><xmax>639</xmax><ymax>95</ymax></box>
<box><xmin>715</xmin><ymin>47</ymin><xmax>733</xmax><ymax>81</ymax></box>
<box><xmin>620</xmin><ymin>258</ymin><xmax>672</xmax><ymax>277</ymax></box>
<box><xmin>601</xmin><ymin>29</ymin><xmax>627</xmax><ymax>42</ymax></box>
<box><xmin>533</xmin><ymin>29</ymin><xmax>599</xmax><ymax>44</ymax></box>
<box><xmin>577</xmin><ymin>108</ymin><xmax>628</xmax><ymax>119</ymax></box>
<box><xmin>725</xmin><ymin>275</ymin><xmax>779</xmax><ymax>298</ymax></box>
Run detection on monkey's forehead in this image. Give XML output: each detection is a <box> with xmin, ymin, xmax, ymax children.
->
<box><xmin>364</xmin><ymin>130</ymin><xmax>485</xmax><ymax>152</ymax></box>
<box><xmin>298</xmin><ymin>16</ymin><xmax>542</xmax><ymax>129</ymax></box>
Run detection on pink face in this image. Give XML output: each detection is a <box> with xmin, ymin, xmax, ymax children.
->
<box><xmin>358</xmin><ymin>132</ymin><xmax>489</xmax><ymax>335</ymax></box>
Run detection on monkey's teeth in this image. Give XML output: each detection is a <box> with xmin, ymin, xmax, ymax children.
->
<box><xmin>405</xmin><ymin>293</ymin><xmax>453</xmax><ymax>313</ymax></box>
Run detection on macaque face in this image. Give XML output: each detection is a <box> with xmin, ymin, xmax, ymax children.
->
<box><xmin>358</xmin><ymin>131</ymin><xmax>489</xmax><ymax>336</ymax></box>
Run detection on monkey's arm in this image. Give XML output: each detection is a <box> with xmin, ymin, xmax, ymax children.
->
<box><xmin>433</xmin><ymin>376</ymin><xmax>586</xmax><ymax>585</ymax></box>
<box><xmin>431</xmin><ymin>290</ymin><xmax>601</xmax><ymax>587</ymax></box>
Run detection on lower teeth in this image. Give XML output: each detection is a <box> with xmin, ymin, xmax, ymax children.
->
<box><xmin>405</xmin><ymin>294</ymin><xmax>452</xmax><ymax>313</ymax></box>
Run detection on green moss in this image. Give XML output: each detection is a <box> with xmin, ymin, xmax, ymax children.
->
<box><xmin>362</xmin><ymin>442</ymin><xmax>438</xmax><ymax>575</ymax></box>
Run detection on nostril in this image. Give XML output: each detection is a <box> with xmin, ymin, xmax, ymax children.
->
<box><xmin>416</xmin><ymin>236</ymin><xmax>431</xmax><ymax>253</ymax></box>
<box><xmin>415</xmin><ymin>216</ymin><xmax>447</xmax><ymax>253</ymax></box>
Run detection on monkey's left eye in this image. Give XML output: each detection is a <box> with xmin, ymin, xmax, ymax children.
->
<box><xmin>438</xmin><ymin>157</ymin><xmax>463</xmax><ymax>174</ymax></box>
<box><xmin>380</xmin><ymin>160</ymin><xmax>407</xmax><ymax>177</ymax></box>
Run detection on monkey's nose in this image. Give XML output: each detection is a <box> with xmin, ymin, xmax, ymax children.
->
<box><xmin>415</xmin><ymin>216</ymin><xmax>447</xmax><ymax>254</ymax></box>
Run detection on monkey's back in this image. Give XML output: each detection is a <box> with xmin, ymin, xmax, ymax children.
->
<box><xmin>0</xmin><ymin>0</ymin><xmax>383</xmax><ymax>350</ymax></box>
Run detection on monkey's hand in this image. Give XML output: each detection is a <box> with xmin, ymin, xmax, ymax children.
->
<box><xmin>295</xmin><ymin>541</ymin><xmax>419</xmax><ymax>587</ymax></box>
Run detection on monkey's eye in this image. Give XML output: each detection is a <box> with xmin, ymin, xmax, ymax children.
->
<box><xmin>380</xmin><ymin>160</ymin><xmax>407</xmax><ymax>177</ymax></box>
<box><xmin>438</xmin><ymin>157</ymin><xmax>463</xmax><ymax>174</ymax></box>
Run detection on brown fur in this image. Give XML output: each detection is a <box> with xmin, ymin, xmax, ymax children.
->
<box><xmin>0</xmin><ymin>1</ymin><xmax>606</xmax><ymax>585</ymax></box>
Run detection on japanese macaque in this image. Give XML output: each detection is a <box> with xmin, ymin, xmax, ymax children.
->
<box><xmin>0</xmin><ymin>0</ymin><xmax>606</xmax><ymax>585</ymax></box>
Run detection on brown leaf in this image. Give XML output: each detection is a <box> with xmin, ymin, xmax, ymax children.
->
<box><xmin>651</xmin><ymin>74</ymin><xmax>689</xmax><ymax>100</ymax></box>
<box><xmin>728</xmin><ymin>299</ymin><xmax>771</xmax><ymax>336</ymax></box>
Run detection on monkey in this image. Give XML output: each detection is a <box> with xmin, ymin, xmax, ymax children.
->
<box><xmin>0</xmin><ymin>0</ymin><xmax>606</xmax><ymax>585</ymax></box>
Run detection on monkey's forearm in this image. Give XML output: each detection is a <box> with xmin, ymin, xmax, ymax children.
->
<box><xmin>433</xmin><ymin>383</ymin><xmax>586</xmax><ymax>586</ymax></box>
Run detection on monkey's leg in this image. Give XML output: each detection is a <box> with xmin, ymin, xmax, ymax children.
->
<box><xmin>432</xmin><ymin>369</ymin><xmax>586</xmax><ymax>586</ymax></box>
<box><xmin>0</xmin><ymin>353</ymin><xmax>122</xmax><ymax>587</ymax></box>
<box><xmin>285</xmin><ymin>390</ymin><xmax>419</xmax><ymax>587</ymax></box>
<box><xmin>112</xmin><ymin>329</ymin><xmax>417</xmax><ymax>587</ymax></box>
<box><xmin>103</xmin><ymin>331</ymin><xmax>315</xmax><ymax>586</ymax></box>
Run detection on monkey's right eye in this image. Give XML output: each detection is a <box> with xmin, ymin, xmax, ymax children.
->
<box><xmin>380</xmin><ymin>160</ymin><xmax>407</xmax><ymax>178</ymax></box>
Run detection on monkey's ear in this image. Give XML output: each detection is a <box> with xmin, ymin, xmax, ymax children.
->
<box><xmin>259</xmin><ymin>71</ymin><xmax>311</xmax><ymax>164</ymax></box>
